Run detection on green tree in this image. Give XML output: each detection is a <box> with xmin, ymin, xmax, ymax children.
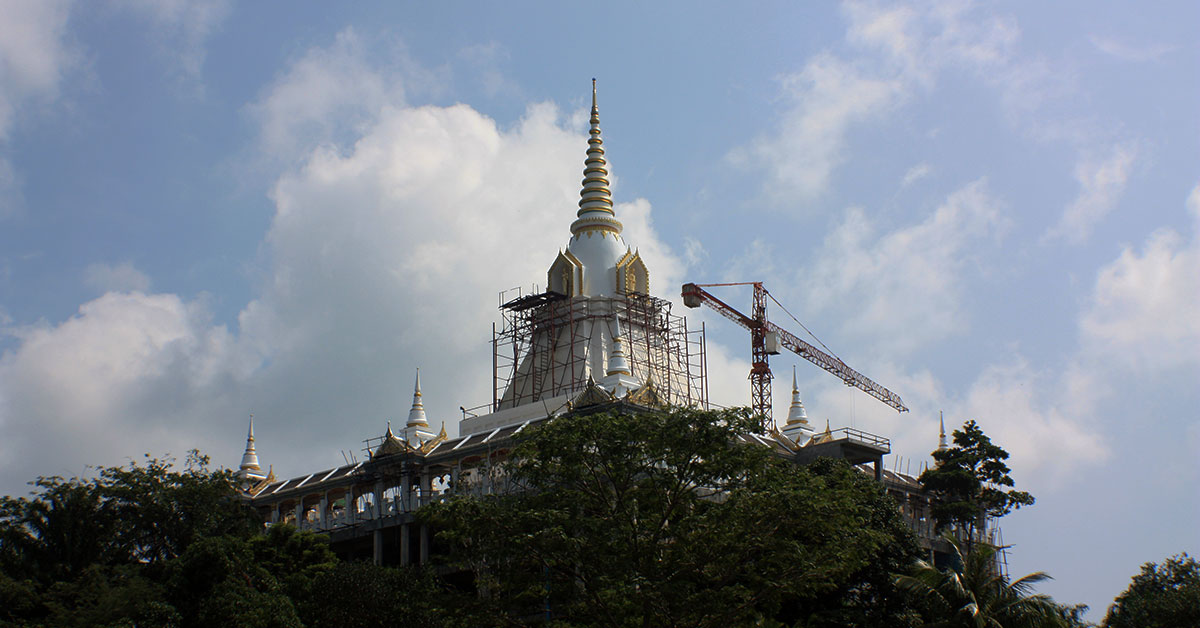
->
<box><xmin>0</xmin><ymin>451</ymin><xmax>301</xmax><ymax>627</ymax></box>
<box><xmin>298</xmin><ymin>562</ymin><xmax>446</xmax><ymax>628</ymax></box>
<box><xmin>1103</xmin><ymin>553</ymin><xmax>1200</xmax><ymax>628</ymax></box>
<box><xmin>424</xmin><ymin>407</ymin><xmax>920</xmax><ymax>628</ymax></box>
<box><xmin>896</xmin><ymin>534</ymin><xmax>1066</xmax><ymax>628</ymax></box>
<box><xmin>0</xmin><ymin>476</ymin><xmax>115</xmax><ymax>584</ymax></box>
<box><xmin>919</xmin><ymin>420</ymin><xmax>1034</xmax><ymax>544</ymax></box>
<box><xmin>101</xmin><ymin>451</ymin><xmax>260</xmax><ymax>565</ymax></box>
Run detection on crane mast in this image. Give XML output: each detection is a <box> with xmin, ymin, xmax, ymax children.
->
<box><xmin>681</xmin><ymin>282</ymin><xmax>909</xmax><ymax>420</ymax></box>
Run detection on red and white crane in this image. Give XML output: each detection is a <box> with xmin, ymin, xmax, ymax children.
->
<box><xmin>681</xmin><ymin>282</ymin><xmax>909</xmax><ymax>420</ymax></box>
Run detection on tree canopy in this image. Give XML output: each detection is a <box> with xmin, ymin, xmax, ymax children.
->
<box><xmin>1103</xmin><ymin>553</ymin><xmax>1200</xmax><ymax>628</ymax></box>
<box><xmin>423</xmin><ymin>406</ymin><xmax>922</xmax><ymax>627</ymax></box>
<box><xmin>0</xmin><ymin>452</ymin><xmax>339</xmax><ymax>627</ymax></box>
<box><xmin>918</xmin><ymin>420</ymin><xmax>1034</xmax><ymax>541</ymax></box>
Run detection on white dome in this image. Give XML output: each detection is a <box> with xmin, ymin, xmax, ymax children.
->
<box><xmin>567</xmin><ymin>231</ymin><xmax>627</xmax><ymax>296</ymax></box>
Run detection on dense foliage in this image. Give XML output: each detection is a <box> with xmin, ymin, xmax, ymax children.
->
<box><xmin>0</xmin><ymin>416</ymin><xmax>1106</xmax><ymax>627</ymax></box>
<box><xmin>0</xmin><ymin>453</ymin><xmax>342</xmax><ymax>627</ymax></box>
<box><xmin>1103</xmin><ymin>553</ymin><xmax>1200</xmax><ymax>628</ymax></box>
<box><xmin>424</xmin><ymin>407</ymin><xmax>922</xmax><ymax>627</ymax></box>
<box><xmin>918</xmin><ymin>420</ymin><xmax>1034</xmax><ymax>541</ymax></box>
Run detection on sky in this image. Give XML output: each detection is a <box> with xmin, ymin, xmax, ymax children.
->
<box><xmin>0</xmin><ymin>0</ymin><xmax>1197</xmax><ymax>617</ymax></box>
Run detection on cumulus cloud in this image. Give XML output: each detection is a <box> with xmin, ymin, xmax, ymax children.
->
<box><xmin>0</xmin><ymin>35</ymin><xmax>687</xmax><ymax>493</ymax></box>
<box><xmin>0</xmin><ymin>292</ymin><xmax>257</xmax><ymax>487</ymax></box>
<box><xmin>1078</xmin><ymin>184</ymin><xmax>1200</xmax><ymax>371</ymax></box>
<box><xmin>1045</xmin><ymin>143</ymin><xmax>1138</xmax><ymax>244</ymax></box>
<box><xmin>84</xmin><ymin>261</ymin><xmax>151</xmax><ymax>294</ymax></box>
<box><xmin>957</xmin><ymin>359</ymin><xmax>1109</xmax><ymax>490</ymax></box>
<box><xmin>247</xmin><ymin>28</ymin><xmax>406</xmax><ymax>161</ymax></box>
<box><xmin>801</xmin><ymin>180</ymin><xmax>1006</xmax><ymax>354</ymax></box>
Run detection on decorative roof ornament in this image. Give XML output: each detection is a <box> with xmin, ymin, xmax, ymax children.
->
<box><xmin>936</xmin><ymin>410</ymin><xmax>948</xmax><ymax>453</ymax></box>
<box><xmin>374</xmin><ymin>421</ymin><xmax>409</xmax><ymax>458</ymax></box>
<box><xmin>808</xmin><ymin>420</ymin><xmax>835</xmax><ymax>446</ymax></box>
<box><xmin>238</xmin><ymin>414</ymin><xmax>266</xmax><ymax>481</ymax></box>
<box><xmin>573</xmin><ymin>375</ymin><xmax>616</xmax><ymax>408</ymax></box>
<box><xmin>570</xmin><ymin>79</ymin><xmax>623</xmax><ymax>238</ymax></box>
<box><xmin>407</xmin><ymin>369</ymin><xmax>429</xmax><ymax>429</ymax></box>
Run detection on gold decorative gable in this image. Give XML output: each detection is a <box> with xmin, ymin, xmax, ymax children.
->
<box><xmin>246</xmin><ymin>466</ymin><xmax>276</xmax><ymax>497</ymax></box>
<box><xmin>615</xmin><ymin>249</ymin><xmax>649</xmax><ymax>295</ymax></box>
<box><xmin>548</xmin><ymin>249</ymin><xmax>583</xmax><ymax>296</ymax></box>
<box><xmin>373</xmin><ymin>425</ymin><xmax>410</xmax><ymax>458</ymax></box>
<box><xmin>627</xmin><ymin>379</ymin><xmax>666</xmax><ymax>408</ymax></box>
<box><xmin>572</xmin><ymin>377</ymin><xmax>616</xmax><ymax>409</ymax></box>
<box><xmin>419</xmin><ymin>423</ymin><xmax>449</xmax><ymax>454</ymax></box>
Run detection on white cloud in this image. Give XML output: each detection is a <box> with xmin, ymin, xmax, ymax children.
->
<box><xmin>1090</xmin><ymin>35</ymin><xmax>1176</xmax><ymax>62</ymax></box>
<box><xmin>957</xmin><ymin>359</ymin><xmax>1108</xmax><ymax>490</ymax></box>
<box><xmin>247</xmin><ymin>28</ymin><xmax>404</xmax><ymax>161</ymax></box>
<box><xmin>731</xmin><ymin>0</ymin><xmax>1028</xmax><ymax>205</ymax></box>
<box><xmin>728</xmin><ymin>53</ymin><xmax>901</xmax><ymax>202</ymax></box>
<box><xmin>0</xmin><ymin>35</ymin><xmax>689</xmax><ymax>493</ymax></box>
<box><xmin>112</xmin><ymin>0</ymin><xmax>230</xmax><ymax>81</ymax></box>
<box><xmin>900</xmin><ymin>162</ymin><xmax>932</xmax><ymax>188</ymax></box>
<box><xmin>801</xmin><ymin>180</ymin><xmax>1006</xmax><ymax>354</ymax></box>
<box><xmin>1078</xmin><ymin>184</ymin><xmax>1200</xmax><ymax>371</ymax></box>
<box><xmin>1045</xmin><ymin>143</ymin><xmax>1138</xmax><ymax>244</ymax></box>
<box><xmin>0</xmin><ymin>292</ymin><xmax>257</xmax><ymax>485</ymax></box>
<box><xmin>0</xmin><ymin>0</ymin><xmax>75</xmax><ymax>217</ymax></box>
<box><xmin>84</xmin><ymin>261</ymin><xmax>151</xmax><ymax>294</ymax></box>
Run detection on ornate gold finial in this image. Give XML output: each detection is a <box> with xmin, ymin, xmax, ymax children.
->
<box><xmin>572</xmin><ymin>79</ymin><xmax>619</xmax><ymax>234</ymax></box>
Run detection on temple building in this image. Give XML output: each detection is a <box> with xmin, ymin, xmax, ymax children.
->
<box><xmin>239</xmin><ymin>82</ymin><xmax>957</xmax><ymax>566</ymax></box>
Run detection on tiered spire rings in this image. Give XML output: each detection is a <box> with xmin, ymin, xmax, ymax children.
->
<box><xmin>784</xmin><ymin>368</ymin><xmax>810</xmax><ymax>429</ymax></box>
<box><xmin>570</xmin><ymin>79</ymin><xmax>623</xmax><ymax>237</ymax></box>
<box><xmin>407</xmin><ymin>369</ymin><xmax>429</xmax><ymax>429</ymax></box>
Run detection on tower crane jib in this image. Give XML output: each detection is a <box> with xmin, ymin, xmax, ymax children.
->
<box><xmin>681</xmin><ymin>282</ymin><xmax>909</xmax><ymax>420</ymax></box>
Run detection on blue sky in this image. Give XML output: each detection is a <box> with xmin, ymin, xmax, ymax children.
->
<box><xmin>1</xmin><ymin>0</ymin><xmax>1197</xmax><ymax>617</ymax></box>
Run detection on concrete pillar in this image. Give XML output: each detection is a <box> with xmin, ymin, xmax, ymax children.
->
<box><xmin>400</xmin><ymin>472</ymin><xmax>411</xmax><ymax>512</ymax></box>
<box><xmin>374</xmin><ymin>481</ymin><xmax>384</xmax><ymax>519</ymax></box>
<box><xmin>373</xmin><ymin>529</ymin><xmax>383</xmax><ymax>566</ymax></box>
<box><xmin>319</xmin><ymin>493</ymin><xmax>329</xmax><ymax>530</ymax></box>
<box><xmin>400</xmin><ymin>523</ymin><xmax>411</xmax><ymax>566</ymax></box>
<box><xmin>420</xmin><ymin>470</ymin><xmax>432</xmax><ymax>507</ymax></box>
<box><xmin>294</xmin><ymin>500</ymin><xmax>303</xmax><ymax>528</ymax></box>
<box><xmin>345</xmin><ymin>487</ymin><xmax>356</xmax><ymax>525</ymax></box>
<box><xmin>271</xmin><ymin>503</ymin><xmax>280</xmax><ymax>524</ymax></box>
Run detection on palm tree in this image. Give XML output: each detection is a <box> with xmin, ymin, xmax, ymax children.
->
<box><xmin>896</xmin><ymin>534</ymin><xmax>1066</xmax><ymax>628</ymax></box>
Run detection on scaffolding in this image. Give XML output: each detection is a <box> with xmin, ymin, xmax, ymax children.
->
<box><xmin>492</xmin><ymin>290</ymin><xmax>707</xmax><ymax>412</ymax></box>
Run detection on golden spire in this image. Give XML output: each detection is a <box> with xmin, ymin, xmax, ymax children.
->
<box><xmin>937</xmin><ymin>411</ymin><xmax>948</xmax><ymax>452</ymax></box>
<box><xmin>570</xmin><ymin>79</ymin><xmax>621</xmax><ymax>236</ymax></box>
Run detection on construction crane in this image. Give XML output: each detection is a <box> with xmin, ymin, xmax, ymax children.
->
<box><xmin>681</xmin><ymin>282</ymin><xmax>909</xmax><ymax>420</ymax></box>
